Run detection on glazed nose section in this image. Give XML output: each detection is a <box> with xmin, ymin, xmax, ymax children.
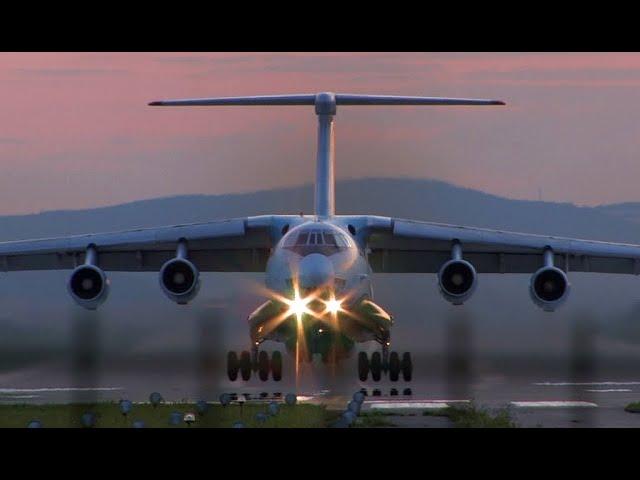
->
<box><xmin>298</xmin><ymin>253</ymin><xmax>334</xmax><ymax>289</ymax></box>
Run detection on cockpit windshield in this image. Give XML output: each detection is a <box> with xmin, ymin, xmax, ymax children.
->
<box><xmin>283</xmin><ymin>228</ymin><xmax>353</xmax><ymax>256</ymax></box>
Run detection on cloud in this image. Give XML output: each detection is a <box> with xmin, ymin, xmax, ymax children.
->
<box><xmin>14</xmin><ymin>68</ymin><xmax>127</xmax><ymax>77</ymax></box>
<box><xmin>153</xmin><ymin>54</ymin><xmax>258</xmax><ymax>65</ymax></box>
<box><xmin>0</xmin><ymin>137</ymin><xmax>27</xmax><ymax>145</ymax></box>
<box><xmin>467</xmin><ymin>66</ymin><xmax>640</xmax><ymax>87</ymax></box>
<box><xmin>182</xmin><ymin>52</ymin><xmax>445</xmax><ymax>80</ymax></box>
<box><xmin>108</xmin><ymin>135</ymin><xmax>135</xmax><ymax>146</ymax></box>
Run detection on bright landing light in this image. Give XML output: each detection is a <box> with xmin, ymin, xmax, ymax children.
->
<box><xmin>284</xmin><ymin>286</ymin><xmax>314</xmax><ymax>319</ymax></box>
<box><xmin>290</xmin><ymin>297</ymin><xmax>311</xmax><ymax>317</ymax></box>
<box><xmin>325</xmin><ymin>298</ymin><xmax>342</xmax><ymax>315</ymax></box>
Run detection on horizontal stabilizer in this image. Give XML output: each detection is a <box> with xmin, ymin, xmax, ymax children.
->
<box><xmin>149</xmin><ymin>93</ymin><xmax>505</xmax><ymax>107</ymax></box>
<box><xmin>149</xmin><ymin>94</ymin><xmax>316</xmax><ymax>107</ymax></box>
<box><xmin>336</xmin><ymin>94</ymin><xmax>504</xmax><ymax>106</ymax></box>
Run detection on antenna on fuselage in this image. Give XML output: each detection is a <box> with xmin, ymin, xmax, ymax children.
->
<box><xmin>149</xmin><ymin>92</ymin><xmax>505</xmax><ymax>218</ymax></box>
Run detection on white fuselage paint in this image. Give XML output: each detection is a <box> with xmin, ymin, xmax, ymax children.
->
<box><xmin>264</xmin><ymin>220</ymin><xmax>372</xmax><ymax>306</ymax></box>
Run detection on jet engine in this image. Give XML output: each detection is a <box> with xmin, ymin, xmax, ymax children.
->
<box><xmin>67</xmin><ymin>246</ymin><xmax>109</xmax><ymax>310</ymax></box>
<box><xmin>529</xmin><ymin>248</ymin><xmax>570</xmax><ymax>312</ymax></box>
<box><xmin>438</xmin><ymin>243</ymin><xmax>477</xmax><ymax>305</ymax></box>
<box><xmin>529</xmin><ymin>266</ymin><xmax>570</xmax><ymax>311</ymax></box>
<box><xmin>159</xmin><ymin>241</ymin><xmax>200</xmax><ymax>304</ymax></box>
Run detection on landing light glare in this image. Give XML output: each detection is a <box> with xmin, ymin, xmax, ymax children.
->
<box><xmin>289</xmin><ymin>296</ymin><xmax>311</xmax><ymax>318</ymax></box>
<box><xmin>324</xmin><ymin>297</ymin><xmax>342</xmax><ymax>315</ymax></box>
<box><xmin>283</xmin><ymin>286</ymin><xmax>314</xmax><ymax>320</ymax></box>
<box><xmin>280</xmin><ymin>287</ymin><xmax>347</xmax><ymax>320</ymax></box>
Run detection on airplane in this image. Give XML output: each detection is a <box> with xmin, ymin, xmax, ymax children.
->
<box><xmin>4</xmin><ymin>92</ymin><xmax>640</xmax><ymax>384</ymax></box>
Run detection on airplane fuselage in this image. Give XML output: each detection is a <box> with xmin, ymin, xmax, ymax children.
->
<box><xmin>248</xmin><ymin>219</ymin><xmax>392</xmax><ymax>361</ymax></box>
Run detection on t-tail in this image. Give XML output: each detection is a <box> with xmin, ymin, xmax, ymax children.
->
<box><xmin>149</xmin><ymin>92</ymin><xmax>505</xmax><ymax>218</ymax></box>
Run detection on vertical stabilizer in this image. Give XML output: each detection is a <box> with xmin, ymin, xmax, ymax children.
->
<box><xmin>149</xmin><ymin>92</ymin><xmax>504</xmax><ymax>218</ymax></box>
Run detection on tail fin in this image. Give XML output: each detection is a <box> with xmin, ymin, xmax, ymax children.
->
<box><xmin>150</xmin><ymin>92</ymin><xmax>505</xmax><ymax>217</ymax></box>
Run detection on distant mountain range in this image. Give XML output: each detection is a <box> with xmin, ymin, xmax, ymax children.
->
<box><xmin>3</xmin><ymin>177</ymin><xmax>640</xmax><ymax>243</ymax></box>
<box><xmin>594</xmin><ymin>202</ymin><xmax>640</xmax><ymax>226</ymax></box>
<box><xmin>3</xmin><ymin>177</ymin><xmax>640</xmax><ymax>379</ymax></box>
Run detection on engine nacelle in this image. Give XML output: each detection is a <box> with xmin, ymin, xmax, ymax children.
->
<box><xmin>438</xmin><ymin>259</ymin><xmax>477</xmax><ymax>305</ymax></box>
<box><xmin>529</xmin><ymin>266</ymin><xmax>570</xmax><ymax>312</ymax></box>
<box><xmin>67</xmin><ymin>264</ymin><xmax>110</xmax><ymax>310</ymax></box>
<box><xmin>159</xmin><ymin>258</ymin><xmax>200</xmax><ymax>304</ymax></box>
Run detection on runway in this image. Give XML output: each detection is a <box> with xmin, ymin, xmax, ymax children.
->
<box><xmin>340</xmin><ymin>379</ymin><xmax>640</xmax><ymax>427</ymax></box>
<box><xmin>3</xmin><ymin>352</ymin><xmax>640</xmax><ymax>427</ymax></box>
<box><xmin>3</xmin><ymin>373</ymin><xmax>640</xmax><ymax>426</ymax></box>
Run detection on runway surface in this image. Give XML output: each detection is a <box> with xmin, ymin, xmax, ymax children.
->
<box><xmin>2</xmin><ymin>358</ymin><xmax>640</xmax><ymax>427</ymax></box>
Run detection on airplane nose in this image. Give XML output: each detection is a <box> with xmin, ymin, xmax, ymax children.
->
<box><xmin>298</xmin><ymin>253</ymin><xmax>334</xmax><ymax>289</ymax></box>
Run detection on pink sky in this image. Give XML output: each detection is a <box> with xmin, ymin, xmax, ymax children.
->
<box><xmin>1</xmin><ymin>52</ymin><xmax>640</xmax><ymax>214</ymax></box>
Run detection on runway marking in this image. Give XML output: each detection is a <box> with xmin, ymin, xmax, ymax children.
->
<box><xmin>585</xmin><ymin>389</ymin><xmax>632</xmax><ymax>393</ymax></box>
<box><xmin>0</xmin><ymin>387</ymin><xmax>122</xmax><ymax>393</ymax></box>
<box><xmin>585</xmin><ymin>388</ymin><xmax>633</xmax><ymax>393</ymax></box>
<box><xmin>296</xmin><ymin>396</ymin><xmax>315</xmax><ymax>402</ymax></box>
<box><xmin>534</xmin><ymin>381</ymin><xmax>640</xmax><ymax>386</ymax></box>
<box><xmin>510</xmin><ymin>401</ymin><xmax>598</xmax><ymax>408</ymax></box>
<box><xmin>367</xmin><ymin>399</ymin><xmax>470</xmax><ymax>410</ymax></box>
<box><xmin>0</xmin><ymin>395</ymin><xmax>40</xmax><ymax>399</ymax></box>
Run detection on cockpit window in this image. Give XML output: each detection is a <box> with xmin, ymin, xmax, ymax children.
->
<box><xmin>296</xmin><ymin>232</ymin><xmax>309</xmax><ymax>246</ymax></box>
<box><xmin>324</xmin><ymin>232</ymin><xmax>337</xmax><ymax>246</ymax></box>
<box><xmin>284</xmin><ymin>228</ymin><xmax>352</xmax><ymax>255</ymax></box>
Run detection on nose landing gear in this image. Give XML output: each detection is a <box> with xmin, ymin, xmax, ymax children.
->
<box><xmin>227</xmin><ymin>346</ymin><xmax>282</xmax><ymax>382</ymax></box>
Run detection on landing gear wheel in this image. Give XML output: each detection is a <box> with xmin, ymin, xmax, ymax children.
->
<box><xmin>227</xmin><ymin>351</ymin><xmax>239</xmax><ymax>381</ymax></box>
<box><xmin>240</xmin><ymin>351</ymin><xmax>252</xmax><ymax>381</ymax></box>
<box><xmin>370</xmin><ymin>352</ymin><xmax>382</xmax><ymax>382</ymax></box>
<box><xmin>358</xmin><ymin>352</ymin><xmax>369</xmax><ymax>382</ymax></box>
<box><xmin>271</xmin><ymin>351</ymin><xmax>283</xmax><ymax>382</ymax></box>
<box><xmin>401</xmin><ymin>352</ymin><xmax>413</xmax><ymax>382</ymax></box>
<box><xmin>389</xmin><ymin>352</ymin><xmax>400</xmax><ymax>382</ymax></box>
<box><xmin>258</xmin><ymin>351</ymin><xmax>270</xmax><ymax>382</ymax></box>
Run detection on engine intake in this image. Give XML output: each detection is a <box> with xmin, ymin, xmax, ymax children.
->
<box><xmin>68</xmin><ymin>264</ymin><xmax>109</xmax><ymax>310</ymax></box>
<box><xmin>530</xmin><ymin>266</ymin><xmax>569</xmax><ymax>311</ymax></box>
<box><xmin>160</xmin><ymin>257</ymin><xmax>200</xmax><ymax>304</ymax></box>
<box><xmin>438</xmin><ymin>244</ymin><xmax>477</xmax><ymax>305</ymax></box>
<box><xmin>529</xmin><ymin>248</ymin><xmax>570</xmax><ymax>311</ymax></box>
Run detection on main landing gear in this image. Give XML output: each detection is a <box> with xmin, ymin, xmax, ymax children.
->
<box><xmin>358</xmin><ymin>343</ymin><xmax>412</xmax><ymax>382</ymax></box>
<box><xmin>227</xmin><ymin>345</ymin><xmax>283</xmax><ymax>382</ymax></box>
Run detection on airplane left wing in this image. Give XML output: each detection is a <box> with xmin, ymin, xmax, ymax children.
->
<box><xmin>362</xmin><ymin>216</ymin><xmax>640</xmax><ymax>275</ymax></box>
<box><xmin>0</xmin><ymin>216</ymin><xmax>286</xmax><ymax>272</ymax></box>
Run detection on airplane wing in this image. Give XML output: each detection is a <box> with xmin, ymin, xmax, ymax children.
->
<box><xmin>363</xmin><ymin>216</ymin><xmax>640</xmax><ymax>275</ymax></box>
<box><xmin>0</xmin><ymin>215</ymin><xmax>286</xmax><ymax>273</ymax></box>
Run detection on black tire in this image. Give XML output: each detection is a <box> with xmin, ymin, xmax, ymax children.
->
<box><xmin>389</xmin><ymin>351</ymin><xmax>400</xmax><ymax>382</ymax></box>
<box><xmin>370</xmin><ymin>352</ymin><xmax>382</xmax><ymax>382</ymax></box>
<box><xmin>271</xmin><ymin>351</ymin><xmax>283</xmax><ymax>382</ymax></box>
<box><xmin>240</xmin><ymin>351</ymin><xmax>252</xmax><ymax>381</ymax></box>
<box><xmin>258</xmin><ymin>351</ymin><xmax>270</xmax><ymax>382</ymax></box>
<box><xmin>358</xmin><ymin>352</ymin><xmax>369</xmax><ymax>382</ymax></box>
<box><xmin>227</xmin><ymin>351</ymin><xmax>239</xmax><ymax>381</ymax></box>
<box><xmin>401</xmin><ymin>352</ymin><xmax>413</xmax><ymax>382</ymax></box>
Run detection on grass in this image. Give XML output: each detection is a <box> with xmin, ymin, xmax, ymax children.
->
<box><xmin>0</xmin><ymin>402</ymin><xmax>336</xmax><ymax>428</ymax></box>
<box><xmin>354</xmin><ymin>411</ymin><xmax>396</xmax><ymax>428</ymax></box>
<box><xmin>423</xmin><ymin>404</ymin><xmax>517</xmax><ymax>428</ymax></box>
<box><xmin>0</xmin><ymin>401</ymin><xmax>520</xmax><ymax>428</ymax></box>
<box><xmin>624</xmin><ymin>402</ymin><xmax>640</xmax><ymax>413</ymax></box>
